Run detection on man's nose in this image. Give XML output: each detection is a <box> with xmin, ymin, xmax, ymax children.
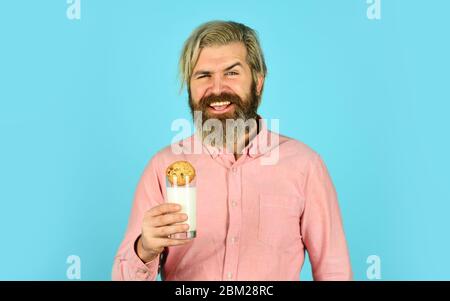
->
<box><xmin>211</xmin><ymin>75</ymin><xmax>223</xmax><ymax>95</ymax></box>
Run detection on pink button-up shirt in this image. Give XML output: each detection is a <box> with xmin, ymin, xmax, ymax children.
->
<box><xmin>112</xmin><ymin>118</ymin><xmax>352</xmax><ymax>281</ymax></box>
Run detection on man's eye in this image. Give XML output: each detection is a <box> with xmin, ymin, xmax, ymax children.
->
<box><xmin>225</xmin><ymin>71</ymin><xmax>239</xmax><ymax>76</ymax></box>
<box><xmin>197</xmin><ymin>74</ymin><xmax>210</xmax><ymax>79</ymax></box>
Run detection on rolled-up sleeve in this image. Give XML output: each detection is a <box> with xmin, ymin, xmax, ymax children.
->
<box><xmin>300</xmin><ymin>153</ymin><xmax>352</xmax><ymax>281</ymax></box>
<box><xmin>112</xmin><ymin>156</ymin><xmax>164</xmax><ymax>281</ymax></box>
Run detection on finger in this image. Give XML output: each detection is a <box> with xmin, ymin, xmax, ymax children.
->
<box><xmin>154</xmin><ymin>224</ymin><xmax>189</xmax><ymax>237</ymax></box>
<box><xmin>148</xmin><ymin>203</ymin><xmax>181</xmax><ymax>217</ymax></box>
<box><xmin>160</xmin><ymin>238</ymin><xmax>193</xmax><ymax>247</ymax></box>
<box><xmin>151</xmin><ymin>213</ymin><xmax>188</xmax><ymax>227</ymax></box>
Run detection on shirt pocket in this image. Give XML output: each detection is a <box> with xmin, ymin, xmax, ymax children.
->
<box><xmin>258</xmin><ymin>194</ymin><xmax>302</xmax><ymax>251</ymax></box>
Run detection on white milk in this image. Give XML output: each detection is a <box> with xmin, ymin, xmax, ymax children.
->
<box><xmin>166</xmin><ymin>186</ymin><xmax>197</xmax><ymax>235</ymax></box>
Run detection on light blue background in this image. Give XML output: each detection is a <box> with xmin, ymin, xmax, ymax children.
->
<box><xmin>1</xmin><ymin>0</ymin><xmax>449</xmax><ymax>280</ymax></box>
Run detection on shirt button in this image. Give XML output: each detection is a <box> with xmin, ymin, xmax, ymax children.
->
<box><xmin>231</xmin><ymin>167</ymin><xmax>237</xmax><ymax>173</ymax></box>
<box><xmin>232</xmin><ymin>201</ymin><xmax>237</xmax><ymax>207</ymax></box>
<box><xmin>231</xmin><ymin>237</ymin><xmax>238</xmax><ymax>244</ymax></box>
<box><xmin>136</xmin><ymin>269</ymin><xmax>148</xmax><ymax>280</ymax></box>
<box><xmin>227</xmin><ymin>272</ymin><xmax>233</xmax><ymax>280</ymax></box>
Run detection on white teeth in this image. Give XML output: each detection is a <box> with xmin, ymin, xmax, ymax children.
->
<box><xmin>210</xmin><ymin>101</ymin><xmax>231</xmax><ymax>107</ymax></box>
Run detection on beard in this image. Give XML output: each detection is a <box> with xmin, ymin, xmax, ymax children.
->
<box><xmin>188</xmin><ymin>83</ymin><xmax>260</xmax><ymax>152</ymax></box>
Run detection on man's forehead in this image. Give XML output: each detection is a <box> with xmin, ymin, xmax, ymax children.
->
<box><xmin>194</xmin><ymin>43</ymin><xmax>248</xmax><ymax>71</ymax></box>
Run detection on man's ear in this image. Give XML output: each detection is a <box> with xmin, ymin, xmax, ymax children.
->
<box><xmin>256</xmin><ymin>74</ymin><xmax>265</xmax><ymax>96</ymax></box>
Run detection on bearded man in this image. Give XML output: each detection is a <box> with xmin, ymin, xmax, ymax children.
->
<box><xmin>112</xmin><ymin>20</ymin><xmax>352</xmax><ymax>281</ymax></box>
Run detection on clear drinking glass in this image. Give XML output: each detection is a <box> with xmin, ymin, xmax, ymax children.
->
<box><xmin>166</xmin><ymin>174</ymin><xmax>197</xmax><ymax>239</ymax></box>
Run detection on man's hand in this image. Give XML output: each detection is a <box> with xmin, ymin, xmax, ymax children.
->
<box><xmin>136</xmin><ymin>203</ymin><xmax>192</xmax><ymax>263</ymax></box>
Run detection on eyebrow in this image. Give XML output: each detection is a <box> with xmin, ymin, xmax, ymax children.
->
<box><xmin>193</xmin><ymin>62</ymin><xmax>243</xmax><ymax>77</ymax></box>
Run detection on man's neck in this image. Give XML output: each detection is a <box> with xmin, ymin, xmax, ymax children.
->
<box><xmin>232</xmin><ymin>120</ymin><xmax>259</xmax><ymax>161</ymax></box>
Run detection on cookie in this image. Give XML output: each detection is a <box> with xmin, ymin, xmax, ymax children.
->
<box><xmin>166</xmin><ymin>160</ymin><xmax>196</xmax><ymax>186</ymax></box>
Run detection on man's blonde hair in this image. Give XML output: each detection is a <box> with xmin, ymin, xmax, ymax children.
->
<box><xmin>179</xmin><ymin>20</ymin><xmax>267</xmax><ymax>94</ymax></box>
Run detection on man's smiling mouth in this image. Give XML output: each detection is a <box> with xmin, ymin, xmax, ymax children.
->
<box><xmin>208</xmin><ymin>101</ymin><xmax>234</xmax><ymax>113</ymax></box>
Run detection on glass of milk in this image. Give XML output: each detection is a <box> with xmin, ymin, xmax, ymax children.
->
<box><xmin>166</xmin><ymin>174</ymin><xmax>197</xmax><ymax>239</ymax></box>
